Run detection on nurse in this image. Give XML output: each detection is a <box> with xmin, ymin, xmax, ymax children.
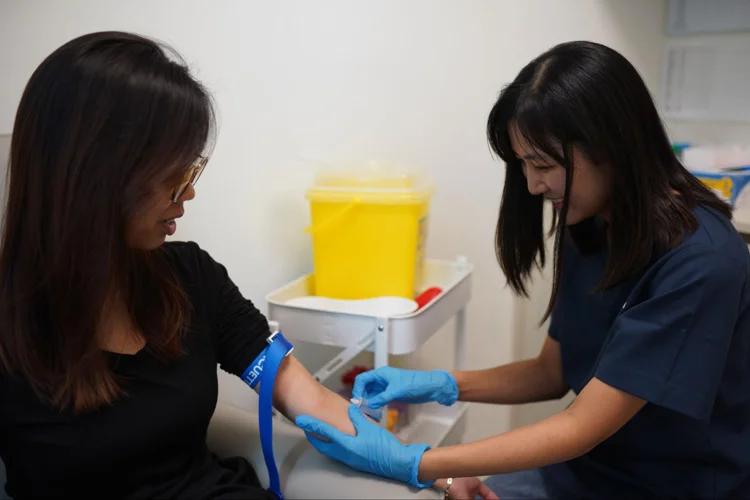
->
<box><xmin>296</xmin><ymin>40</ymin><xmax>750</xmax><ymax>499</ymax></box>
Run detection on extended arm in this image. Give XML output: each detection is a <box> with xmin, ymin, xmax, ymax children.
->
<box><xmin>259</xmin><ymin>354</ymin><xmax>355</xmax><ymax>434</ymax></box>
<box><xmin>260</xmin><ymin>355</ymin><xmax>486</xmax><ymax>495</ymax></box>
<box><xmin>417</xmin><ymin>377</ymin><xmax>645</xmax><ymax>480</ymax></box>
<box><xmin>453</xmin><ymin>336</ymin><xmax>568</xmax><ymax>404</ymax></box>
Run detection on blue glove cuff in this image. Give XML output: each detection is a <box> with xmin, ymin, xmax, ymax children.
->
<box><xmin>436</xmin><ymin>370</ymin><xmax>459</xmax><ymax>406</ymax></box>
<box><xmin>407</xmin><ymin>444</ymin><xmax>434</xmax><ymax>489</ymax></box>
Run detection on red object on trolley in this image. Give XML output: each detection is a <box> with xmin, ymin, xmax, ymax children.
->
<box><xmin>415</xmin><ymin>287</ymin><xmax>443</xmax><ymax>310</ymax></box>
<box><xmin>341</xmin><ymin>365</ymin><xmax>371</xmax><ymax>387</ymax></box>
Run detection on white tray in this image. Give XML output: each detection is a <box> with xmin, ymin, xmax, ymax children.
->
<box><xmin>266</xmin><ymin>258</ymin><xmax>473</xmax><ymax>355</ymax></box>
<box><xmin>397</xmin><ymin>401</ymin><xmax>469</xmax><ymax>446</ymax></box>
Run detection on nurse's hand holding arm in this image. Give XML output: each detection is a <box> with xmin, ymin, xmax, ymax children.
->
<box><xmin>297</xmin><ymin>375</ymin><xmax>645</xmax><ymax>484</ymax></box>
<box><xmin>270</xmin><ymin>358</ymin><xmax>493</xmax><ymax>498</ymax></box>
<box><xmin>416</xmin><ymin>377</ymin><xmax>645</xmax><ymax>479</ymax></box>
<box><xmin>296</xmin><ymin>405</ymin><xmax>498</xmax><ymax>499</ymax></box>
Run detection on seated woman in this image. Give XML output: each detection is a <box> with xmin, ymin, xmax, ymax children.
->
<box><xmin>0</xmin><ymin>31</ymin><xmax>493</xmax><ymax>500</ymax></box>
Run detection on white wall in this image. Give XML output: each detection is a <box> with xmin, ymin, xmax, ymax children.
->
<box><xmin>0</xmin><ymin>0</ymin><xmax>667</xmax><ymax>443</ymax></box>
<box><xmin>0</xmin><ymin>135</ymin><xmax>9</xmax><ymax>215</ymax></box>
<box><xmin>663</xmin><ymin>32</ymin><xmax>750</xmax><ymax>146</ymax></box>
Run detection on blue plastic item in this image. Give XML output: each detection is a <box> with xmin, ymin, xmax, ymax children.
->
<box><xmin>350</xmin><ymin>397</ymin><xmax>383</xmax><ymax>422</ymax></box>
<box><xmin>241</xmin><ymin>331</ymin><xmax>294</xmax><ymax>499</ymax></box>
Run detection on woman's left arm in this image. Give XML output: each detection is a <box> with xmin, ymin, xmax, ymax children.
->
<box><xmin>263</xmin><ymin>355</ymin><xmax>474</xmax><ymax>495</ymax></box>
<box><xmin>262</xmin><ymin>354</ymin><xmax>356</xmax><ymax>434</ymax></box>
<box><xmin>419</xmin><ymin>376</ymin><xmax>645</xmax><ymax>480</ymax></box>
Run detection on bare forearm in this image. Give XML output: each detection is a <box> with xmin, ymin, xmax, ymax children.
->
<box><xmin>418</xmin><ymin>378</ymin><xmax>647</xmax><ymax>481</ymax></box>
<box><xmin>418</xmin><ymin>411</ymin><xmax>588</xmax><ymax>480</ymax></box>
<box><xmin>453</xmin><ymin>358</ymin><xmax>567</xmax><ymax>405</ymax></box>
<box><xmin>268</xmin><ymin>356</ymin><xmax>357</xmax><ymax>435</ymax></box>
<box><xmin>269</xmin><ymin>357</ymin><xmax>463</xmax><ymax>490</ymax></box>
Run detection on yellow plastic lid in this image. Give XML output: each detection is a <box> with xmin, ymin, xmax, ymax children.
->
<box><xmin>306</xmin><ymin>161</ymin><xmax>434</xmax><ymax>204</ymax></box>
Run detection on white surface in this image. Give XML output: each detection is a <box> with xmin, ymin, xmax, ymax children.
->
<box><xmin>398</xmin><ymin>401</ymin><xmax>469</xmax><ymax>448</ymax></box>
<box><xmin>284</xmin><ymin>296</ymin><xmax>418</xmax><ymax>317</ymax></box>
<box><xmin>662</xmin><ymin>38</ymin><xmax>750</xmax><ymax>123</ymax></box>
<box><xmin>0</xmin><ymin>134</ymin><xmax>9</xmax><ymax>212</ymax></box>
<box><xmin>663</xmin><ymin>33</ymin><xmax>750</xmax><ymax>146</ymax></box>
<box><xmin>0</xmin><ymin>0</ymin><xmax>668</xmax><ymax>442</ymax></box>
<box><xmin>267</xmin><ymin>259</ymin><xmax>472</xmax><ymax>355</ymax></box>
<box><xmin>667</xmin><ymin>0</ymin><xmax>750</xmax><ymax>35</ymax></box>
<box><xmin>733</xmin><ymin>209</ymin><xmax>750</xmax><ymax>234</ymax></box>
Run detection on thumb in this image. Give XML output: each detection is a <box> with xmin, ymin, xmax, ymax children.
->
<box><xmin>352</xmin><ymin>371</ymin><xmax>377</xmax><ymax>400</ymax></box>
<box><xmin>348</xmin><ymin>403</ymin><xmax>375</xmax><ymax>432</ymax></box>
<box><xmin>295</xmin><ymin>415</ymin><xmax>347</xmax><ymax>443</ymax></box>
<box><xmin>304</xmin><ymin>432</ymin><xmax>337</xmax><ymax>456</ymax></box>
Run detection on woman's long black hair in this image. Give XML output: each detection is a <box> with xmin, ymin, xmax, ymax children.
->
<box><xmin>487</xmin><ymin>41</ymin><xmax>731</xmax><ymax>322</ymax></box>
<box><xmin>0</xmin><ymin>31</ymin><xmax>215</xmax><ymax>412</ymax></box>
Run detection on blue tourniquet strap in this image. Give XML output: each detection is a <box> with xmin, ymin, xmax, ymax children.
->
<box><xmin>258</xmin><ymin>332</ymin><xmax>293</xmax><ymax>500</ymax></box>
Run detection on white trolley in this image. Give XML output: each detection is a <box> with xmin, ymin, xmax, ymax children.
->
<box><xmin>267</xmin><ymin>257</ymin><xmax>473</xmax><ymax>457</ymax></box>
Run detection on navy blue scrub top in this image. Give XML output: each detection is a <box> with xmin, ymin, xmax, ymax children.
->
<box><xmin>541</xmin><ymin>206</ymin><xmax>750</xmax><ymax>499</ymax></box>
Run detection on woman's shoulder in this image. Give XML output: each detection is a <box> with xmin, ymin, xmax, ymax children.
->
<box><xmin>162</xmin><ymin>240</ymin><xmax>203</xmax><ymax>261</ymax></box>
<box><xmin>160</xmin><ymin>241</ymin><xmax>225</xmax><ymax>287</ymax></box>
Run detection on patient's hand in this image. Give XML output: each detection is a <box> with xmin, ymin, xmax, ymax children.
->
<box><xmin>435</xmin><ymin>477</ymin><xmax>498</xmax><ymax>499</ymax></box>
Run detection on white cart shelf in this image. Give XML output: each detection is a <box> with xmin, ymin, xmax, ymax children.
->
<box><xmin>265</xmin><ymin>257</ymin><xmax>473</xmax><ymax>448</ymax></box>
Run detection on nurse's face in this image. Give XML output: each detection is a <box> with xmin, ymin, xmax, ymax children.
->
<box><xmin>509</xmin><ymin>123</ymin><xmax>610</xmax><ymax>225</ymax></box>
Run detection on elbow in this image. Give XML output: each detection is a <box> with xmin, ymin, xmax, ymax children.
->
<box><xmin>558</xmin><ymin>410</ymin><xmax>608</xmax><ymax>460</ymax></box>
<box><xmin>571</xmin><ymin>434</ymin><xmax>600</xmax><ymax>459</ymax></box>
<box><xmin>547</xmin><ymin>414</ymin><xmax>599</xmax><ymax>464</ymax></box>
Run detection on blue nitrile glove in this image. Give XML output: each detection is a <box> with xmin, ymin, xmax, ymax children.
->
<box><xmin>352</xmin><ymin>366</ymin><xmax>459</xmax><ymax>408</ymax></box>
<box><xmin>295</xmin><ymin>404</ymin><xmax>433</xmax><ymax>489</ymax></box>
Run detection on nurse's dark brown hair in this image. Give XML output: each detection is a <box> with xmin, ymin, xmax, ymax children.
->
<box><xmin>0</xmin><ymin>31</ymin><xmax>215</xmax><ymax>412</ymax></box>
<box><xmin>487</xmin><ymin>41</ymin><xmax>731</xmax><ymax>322</ymax></box>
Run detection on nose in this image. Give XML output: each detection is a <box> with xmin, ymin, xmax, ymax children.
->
<box><xmin>177</xmin><ymin>183</ymin><xmax>196</xmax><ymax>203</ymax></box>
<box><xmin>524</xmin><ymin>165</ymin><xmax>548</xmax><ymax>196</ymax></box>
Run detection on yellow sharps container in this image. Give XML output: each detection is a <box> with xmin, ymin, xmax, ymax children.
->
<box><xmin>305</xmin><ymin>163</ymin><xmax>433</xmax><ymax>300</ymax></box>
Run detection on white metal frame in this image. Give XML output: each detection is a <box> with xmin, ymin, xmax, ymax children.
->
<box><xmin>266</xmin><ymin>257</ymin><xmax>472</xmax><ymax>445</ymax></box>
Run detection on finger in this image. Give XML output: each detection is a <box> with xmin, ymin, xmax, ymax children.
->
<box><xmin>477</xmin><ymin>482</ymin><xmax>500</xmax><ymax>500</ymax></box>
<box><xmin>295</xmin><ymin>415</ymin><xmax>348</xmax><ymax>443</ymax></box>
<box><xmin>304</xmin><ymin>432</ymin><xmax>337</xmax><ymax>456</ymax></box>
<box><xmin>348</xmin><ymin>403</ymin><xmax>372</xmax><ymax>432</ymax></box>
<box><xmin>352</xmin><ymin>372</ymin><xmax>379</xmax><ymax>399</ymax></box>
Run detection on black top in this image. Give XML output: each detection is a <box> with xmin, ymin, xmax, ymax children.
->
<box><xmin>0</xmin><ymin>242</ymin><xmax>275</xmax><ymax>499</ymax></box>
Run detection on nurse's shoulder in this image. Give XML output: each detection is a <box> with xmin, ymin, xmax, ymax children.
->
<box><xmin>644</xmin><ymin>204</ymin><xmax>750</xmax><ymax>302</ymax></box>
<box><xmin>639</xmin><ymin>204</ymin><xmax>749</xmax><ymax>283</ymax></box>
<box><xmin>687</xmin><ymin>205</ymin><xmax>750</xmax><ymax>264</ymax></box>
<box><xmin>593</xmin><ymin>204</ymin><xmax>749</xmax><ymax>422</ymax></box>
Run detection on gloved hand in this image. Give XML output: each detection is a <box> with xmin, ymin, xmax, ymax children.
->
<box><xmin>352</xmin><ymin>366</ymin><xmax>459</xmax><ymax>408</ymax></box>
<box><xmin>295</xmin><ymin>405</ymin><xmax>433</xmax><ymax>489</ymax></box>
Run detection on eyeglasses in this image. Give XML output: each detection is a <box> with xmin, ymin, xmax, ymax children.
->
<box><xmin>172</xmin><ymin>156</ymin><xmax>208</xmax><ymax>203</ymax></box>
